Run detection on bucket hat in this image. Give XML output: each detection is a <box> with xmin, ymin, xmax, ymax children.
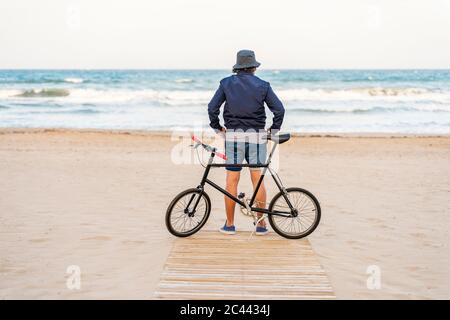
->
<box><xmin>233</xmin><ymin>50</ymin><xmax>261</xmax><ymax>70</ymax></box>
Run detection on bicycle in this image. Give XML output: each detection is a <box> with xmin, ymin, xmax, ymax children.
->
<box><xmin>165</xmin><ymin>133</ymin><xmax>321</xmax><ymax>239</ymax></box>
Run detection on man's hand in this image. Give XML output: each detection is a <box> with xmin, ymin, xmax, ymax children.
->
<box><xmin>218</xmin><ymin>127</ymin><xmax>226</xmax><ymax>139</ymax></box>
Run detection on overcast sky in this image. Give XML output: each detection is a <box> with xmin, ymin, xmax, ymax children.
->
<box><xmin>1</xmin><ymin>0</ymin><xmax>450</xmax><ymax>69</ymax></box>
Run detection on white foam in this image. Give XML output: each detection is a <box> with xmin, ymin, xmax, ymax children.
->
<box><xmin>64</xmin><ymin>89</ymin><xmax>213</xmax><ymax>105</ymax></box>
<box><xmin>64</xmin><ymin>78</ymin><xmax>84</xmax><ymax>84</ymax></box>
<box><xmin>174</xmin><ymin>78</ymin><xmax>194</xmax><ymax>83</ymax></box>
<box><xmin>1</xmin><ymin>86</ymin><xmax>450</xmax><ymax>105</ymax></box>
<box><xmin>0</xmin><ymin>89</ymin><xmax>21</xmax><ymax>98</ymax></box>
<box><xmin>277</xmin><ymin>87</ymin><xmax>450</xmax><ymax>103</ymax></box>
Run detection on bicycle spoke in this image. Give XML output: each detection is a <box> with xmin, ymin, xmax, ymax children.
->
<box><xmin>174</xmin><ymin>215</ymin><xmax>187</xmax><ymax>231</ymax></box>
<box><xmin>275</xmin><ymin>215</ymin><xmax>291</xmax><ymax>229</ymax></box>
<box><xmin>300</xmin><ymin>215</ymin><xmax>314</xmax><ymax>227</ymax></box>
<box><xmin>191</xmin><ymin>215</ymin><xmax>202</xmax><ymax>226</ymax></box>
<box><xmin>187</xmin><ymin>217</ymin><xmax>194</xmax><ymax>230</ymax></box>
<box><xmin>271</xmin><ymin>190</ymin><xmax>318</xmax><ymax>236</ymax></box>
<box><xmin>171</xmin><ymin>213</ymin><xmax>186</xmax><ymax>223</ymax></box>
<box><xmin>169</xmin><ymin>192</ymin><xmax>209</xmax><ymax>234</ymax></box>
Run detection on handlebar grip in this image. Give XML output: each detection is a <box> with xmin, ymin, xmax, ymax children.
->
<box><xmin>191</xmin><ymin>135</ymin><xmax>202</xmax><ymax>144</ymax></box>
<box><xmin>215</xmin><ymin>151</ymin><xmax>227</xmax><ymax>160</ymax></box>
<box><xmin>191</xmin><ymin>134</ymin><xmax>227</xmax><ymax>160</ymax></box>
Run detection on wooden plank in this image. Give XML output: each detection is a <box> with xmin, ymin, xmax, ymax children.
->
<box><xmin>155</xmin><ymin>231</ymin><xmax>335</xmax><ymax>300</ymax></box>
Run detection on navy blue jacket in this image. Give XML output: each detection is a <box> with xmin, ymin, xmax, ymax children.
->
<box><xmin>208</xmin><ymin>72</ymin><xmax>285</xmax><ymax>131</ymax></box>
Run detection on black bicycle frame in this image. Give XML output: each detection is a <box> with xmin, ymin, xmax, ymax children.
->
<box><xmin>189</xmin><ymin>142</ymin><xmax>297</xmax><ymax>218</ymax></box>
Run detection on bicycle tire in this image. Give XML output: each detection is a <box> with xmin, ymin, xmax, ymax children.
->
<box><xmin>268</xmin><ymin>187</ymin><xmax>321</xmax><ymax>239</ymax></box>
<box><xmin>165</xmin><ymin>188</ymin><xmax>211</xmax><ymax>237</ymax></box>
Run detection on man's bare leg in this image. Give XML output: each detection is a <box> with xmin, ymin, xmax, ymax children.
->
<box><xmin>250</xmin><ymin>170</ymin><xmax>267</xmax><ymax>227</ymax></box>
<box><xmin>225</xmin><ymin>170</ymin><xmax>240</xmax><ymax>226</ymax></box>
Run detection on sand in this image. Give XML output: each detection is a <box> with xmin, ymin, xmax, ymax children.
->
<box><xmin>0</xmin><ymin>129</ymin><xmax>449</xmax><ymax>299</ymax></box>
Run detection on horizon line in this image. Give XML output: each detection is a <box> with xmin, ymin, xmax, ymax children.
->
<box><xmin>1</xmin><ymin>68</ymin><xmax>450</xmax><ymax>71</ymax></box>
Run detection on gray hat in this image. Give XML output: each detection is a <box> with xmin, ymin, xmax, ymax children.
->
<box><xmin>233</xmin><ymin>50</ymin><xmax>261</xmax><ymax>70</ymax></box>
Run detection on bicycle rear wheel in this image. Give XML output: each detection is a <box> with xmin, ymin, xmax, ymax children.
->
<box><xmin>268</xmin><ymin>187</ymin><xmax>321</xmax><ymax>239</ymax></box>
<box><xmin>165</xmin><ymin>188</ymin><xmax>211</xmax><ymax>237</ymax></box>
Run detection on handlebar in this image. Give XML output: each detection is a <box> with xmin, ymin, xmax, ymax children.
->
<box><xmin>191</xmin><ymin>135</ymin><xmax>228</xmax><ymax>160</ymax></box>
<box><xmin>191</xmin><ymin>132</ymin><xmax>291</xmax><ymax>161</ymax></box>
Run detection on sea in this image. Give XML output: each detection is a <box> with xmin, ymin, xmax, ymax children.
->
<box><xmin>1</xmin><ymin>69</ymin><xmax>449</xmax><ymax>134</ymax></box>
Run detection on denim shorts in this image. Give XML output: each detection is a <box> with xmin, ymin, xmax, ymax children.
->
<box><xmin>225</xmin><ymin>141</ymin><xmax>267</xmax><ymax>172</ymax></box>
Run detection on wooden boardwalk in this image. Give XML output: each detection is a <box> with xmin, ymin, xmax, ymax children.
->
<box><xmin>155</xmin><ymin>231</ymin><xmax>335</xmax><ymax>299</ymax></box>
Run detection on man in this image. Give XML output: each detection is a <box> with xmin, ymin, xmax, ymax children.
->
<box><xmin>208</xmin><ymin>49</ymin><xmax>285</xmax><ymax>235</ymax></box>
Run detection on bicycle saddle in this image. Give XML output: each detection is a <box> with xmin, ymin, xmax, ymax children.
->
<box><xmin>266</xmin><ymin>133</ymin><xmax>291</xmax><ymax>144</ymax></box>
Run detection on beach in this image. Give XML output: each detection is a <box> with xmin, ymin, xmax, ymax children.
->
<box><xmin>0</xmin><ymin>129</ymin><xmax>449</xmax><ymax>299</ymax></box>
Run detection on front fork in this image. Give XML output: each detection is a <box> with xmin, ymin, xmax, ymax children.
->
<box><xmin>268</xmin><ymin>167</ymin><xmax>298</xmax><ymax>217</ymax></box>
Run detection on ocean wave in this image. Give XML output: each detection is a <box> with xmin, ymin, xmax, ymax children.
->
<box><xmin>340</xmin><ymin>76</ymin><xmax>445</xmax><ymax>83</ymax></box>
<box><xmin>0</xmin><ymin>78</ymin><xmax>86</xmax><ymax>84</ymax></box>
<box><xmin>15</xmin><ymin>89</ymin><xmax>70</xmax><ymax>98</ymax></box>
<box><xmin>11</xmin><ymin>107</ymin><xmax>101</xmax><ymax>115</ymax></box>
<box><xmin>353</xmin><ymin>87</ymin><xmax>429</xmax><ymax>96</ymax></box>
<box><xmin>0</xmin><ymin>89</ymin><xmax>22</xmax><ymax>98</ymax></box>
<box><xmin>278</xmin><ymin>87</ymin><xmax>450</xmax><ymax>103</ymax></box>
<box><xmin>51</xmin><ymin>108</ymin><xmax>100</xmax><ymax>114</ymax></box>
<box><xmin>174</xmin><ymin>78</ymin><xmax>194</xmax><ymax>83</ymax></box>
<box><xmin>289</xmin><ymin>106</ymin><xmax>450</xmax><ymax>114</ymax></box>
<box><xmin>10</xmin><ymin>102</ymin><xmax>65</xmax><ymax>109</ymax></box>
<box><xmin>2</xmin><ymin>86</ymin><xmax>450</xmax><ymax>105</ymax></box>
<box><xmin>64</xmin><ymin>77</ymin><xmax>84</xmax><ymax>84</ymax></box>
<box><xmin>61</xmin><ymin>89</ymin><xmax>213</xmax><ymax>105</ymax></box>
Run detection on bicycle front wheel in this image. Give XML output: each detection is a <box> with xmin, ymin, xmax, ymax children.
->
<box><xmin>268</xmin><ymin>187</ymin><xmax>321</xmax><ymax>239</ymax></box>
<box><xmin>165</xmin><ymin>188</ymin><xmax>211</xmax><ymax>237</ymax></box>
